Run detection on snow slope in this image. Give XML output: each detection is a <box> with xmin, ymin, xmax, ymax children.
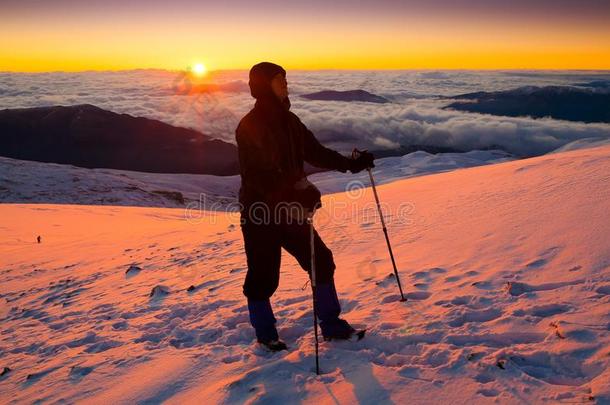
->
<box><xmin>550</xmin><ymin>137</ymin><xmax>610</xmax><ymax>154</ymax></box>
<box><xmin>0</xmin><ymin>145</ymin><xmax>609</xmax><ymax>404</ymax></box>
<box><xmin>0</xmin><ymin>156</ymin><xmax>241</xmax><ymax>209</ymax></box>
<box><xmin>0</xmin><ymin>149</ymin><xmax>512</xmax><ymax>209</ymax></box>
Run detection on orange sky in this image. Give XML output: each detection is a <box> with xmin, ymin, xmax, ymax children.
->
<box><xmin>1</xmin><ymin>0</ymin><xmax>609</xmax><ymax>72</ymax></box>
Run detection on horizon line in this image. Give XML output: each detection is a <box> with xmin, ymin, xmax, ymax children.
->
<box><xmin>2</xmin><ymin>67</ymin><xmax>610</xmax><ymax>75</ymax></box>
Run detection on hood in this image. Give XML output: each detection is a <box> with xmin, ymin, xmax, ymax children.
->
<box><xmin>249</xmin><ymin>61</ymin><xmax>291</xmax><ymax>112</ymax></box>
<box><xmin>248</xmin><ymin>62</ymin><xmax>286</xmax><ymax>99</ymax></box>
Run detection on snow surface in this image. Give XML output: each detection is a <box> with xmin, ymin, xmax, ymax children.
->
<box><xmin>1</xmin><ymin>145</ymin><xmax>609</xmax><ymax>404</ymax></box>
<box><xmin>550</xmin><ymin>137</ymin><xmax>610</xmax><ymax>154</ymax></box>
<box><xmin>0</xmin><ymin>149</ymin><xmax>512</xmax><ymax>209</ymax></box>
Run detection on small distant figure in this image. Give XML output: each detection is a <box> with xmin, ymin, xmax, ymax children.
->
<box><xmin>37</xmin><ymin>235</ymin><xmax>42</xmax><ymax>244</ymax></box>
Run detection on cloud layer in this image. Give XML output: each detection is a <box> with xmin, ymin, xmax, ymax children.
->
<box><xmin>1</xmin><ymin>69</ymin><xmax>609</xmax><ymax>157</ymax></box>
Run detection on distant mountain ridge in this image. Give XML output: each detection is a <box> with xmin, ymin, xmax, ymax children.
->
<box><xmin>573</xmin><ymin>80</ymin><xmax>610</xmax><ymax>89</ymax></box>
<box><xmin>444</xmin><ymin>85</ymin><xmax>610</xmax><ymax>123</ymax></box>
<box><xmin>300</xmin><ymin>89</ymin><xmax>390</xmax><ymax>103</ymax></box>
<box><xmin>0</xmin><ymin>104</ymin><xmax>239</xmax><ymax>175</ymax></box>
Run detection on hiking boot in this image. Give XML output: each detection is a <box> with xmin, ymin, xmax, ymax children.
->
<box><xmin>257</xmin><ymin>339</ymin><xmax>288</xmax><ymax>352</ymax></box>
<box><xmin>320</xmin><ymin>318</ymin><xmax>356</xmax><ymax>341</ymax></box>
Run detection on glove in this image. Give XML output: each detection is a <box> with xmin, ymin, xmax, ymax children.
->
<box><xmin>294</xmin><ymin>178</ymin><xmax>322</xmax><ymax>212</ymax></box>
<box><xmin>349</xmin><ymin>149</ymin><xmax>375</xmax><ymax>174</ymax></box>
<box><xmin>285</xmin><ymin>177</ymin><xmax>322</xmax><ymax>221</ymax></box>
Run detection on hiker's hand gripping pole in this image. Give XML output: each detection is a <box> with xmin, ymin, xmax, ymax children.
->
<box><xmin>352</xmin><ymin>149</ymin><xmax>407</xmax><ymax>302</ymax></box>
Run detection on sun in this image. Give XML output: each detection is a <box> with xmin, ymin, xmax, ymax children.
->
<box><xmin>192</xmin><ymin>63</ymin><xmax>207</xmax><ymax>76</ymax></box>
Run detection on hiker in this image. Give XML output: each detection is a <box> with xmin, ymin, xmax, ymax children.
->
<box><xmin>235</xmin><ymin>62</ymin><xmax>374</xmax><ymax>351</ymax></box>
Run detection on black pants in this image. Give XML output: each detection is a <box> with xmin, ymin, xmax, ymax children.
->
<box><xmin>241</xmin><ymin>215</ymin><xmax>336</xmax><ymax>300</ymax></box>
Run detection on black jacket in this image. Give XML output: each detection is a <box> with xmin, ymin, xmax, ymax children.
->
<box><xmin>236</xmin><ymin>100</ymin><xmax>350</xmax><ymax>209</ymax></box>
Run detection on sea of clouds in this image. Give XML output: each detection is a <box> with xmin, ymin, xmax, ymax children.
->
<box><xmin>1</xmin><ymin>69</ymin><xmax>609</xmax><ymax>157</ymax></box>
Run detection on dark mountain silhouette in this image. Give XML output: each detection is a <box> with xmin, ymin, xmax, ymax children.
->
<box><xmin>301</xmin><ymin>90</ymin><xmax>389</xmax><ymax>103</ymax></box>
<box><xmin>444</xmin><ymin>86</ymin><xmax>610</xmax><ymax>123</ymax></box>
<box><xmin>0</xmin><ymin>104</ymin><xmax>239</xmax><ymax>175</ymax></box>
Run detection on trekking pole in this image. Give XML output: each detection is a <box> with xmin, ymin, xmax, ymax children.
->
<box><xmin>353</xmin><ymin>149</ymin><xmax>407</xmax><ymax>302</ymax></box>
<box><xmin>307</xmin><ymin>214</ymin><xmax>321</xmax><ymax>375</ymax></box>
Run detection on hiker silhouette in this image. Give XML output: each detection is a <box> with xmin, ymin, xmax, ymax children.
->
<box><xmin>235</xmin><ymin>61</ymin><xmax>374</xmax><ymax>349</ymax></box>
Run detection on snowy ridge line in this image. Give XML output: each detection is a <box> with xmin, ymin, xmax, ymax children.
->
<box><xmin>0</xmin><ymin>149</ymin><xmax>513</xmax><ymax>210</ymax></box>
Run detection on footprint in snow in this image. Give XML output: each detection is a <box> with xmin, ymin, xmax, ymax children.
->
<box><xmin>474</xmin><ymin>373</ymin><xmax>495</xmax><ymax>384</ymax></box>
<box><xmin>149</xmin><ymin>286</ymin><xmax>170</xmax><ymax>303</ymax></box>
<box><xmin>381</xmin><ymin>294</ymin><xmax>402</xmax><ymax>304</ymax></box>
<box><xmin>69</xmin><ymin>365</ymin><xmax>94</xmax><ymax>380</ymax></box>
<box><xmin>405</xmin><ymin>291</ymin><xmax>431</xmax><ymax>300</ymax></box>
<box><xmin>448</xmin><ymin>308</ymin><xmax>503</xmax><ymax>327</ymax></box>
<box><xmin>513</xmin><ymin>303</ymin><xmax>572</xmax><ymax>318</ymax></box>
<box><xmin>125</xmin><ymin>264</ymin><xmax>141</xmax><ymax>278</ymax></box>
<box><xmin>477</xmin><ymin>388</ymin><xmax>500</xmax><ymax>397</ymax></box>
<box><xmin>24</xmin><ymin>366</ymin><xmax>61</xmax><ymax>384</ymax></box>
<box><xmin>505</xmin><ymin>279</ymin><xmax>584</xmax><ymax>296</ymax></box>
<box><xmin>596</xmin><ymin>285</ymin><xmax>610</xmax><ymax>295</ymax></box>
<box><xmin>410</xmin><ymin>267</ymin><xmax>447</xmax><ymax>282</ymax></box>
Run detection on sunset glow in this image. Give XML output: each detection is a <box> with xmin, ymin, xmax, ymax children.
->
<box><xmin>1</xmin><ymin>0</ymin><xmax>609</xmax><ymax>72</ymax></box>
<box><xmin>1</xmin><ymin>0</ymin><xmax>610</xmax><ymax>402</ymax></box>
<box><xmin>192</xmin><ymin>63</ymin><xmax>207</xmax><ymax>76</ymax></box>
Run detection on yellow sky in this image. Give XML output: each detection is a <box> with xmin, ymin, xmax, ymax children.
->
<box><xmin>2</xmin><ymin>6</ymin><xmax>609</xmax><ymax>72</ymax></box>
